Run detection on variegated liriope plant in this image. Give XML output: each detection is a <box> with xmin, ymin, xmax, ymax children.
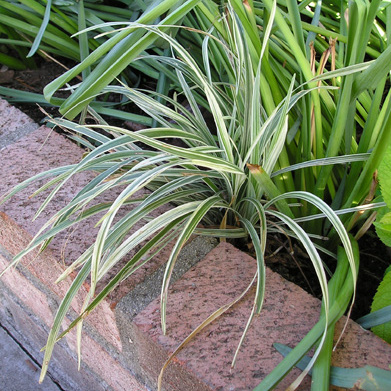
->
<box><xmin>2</xmin><ymin>3</ymin><xmax>383</xmax><ymax>391</ymax></box>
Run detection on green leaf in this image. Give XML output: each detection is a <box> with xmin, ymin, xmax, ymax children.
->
<box><xmin>357</xmin><ymin>304</ymin><xmax>391</xmax><ymax>329</ymax></box>
<box><xmin>371</xmin><ymin>271</ymin><xmax>391</xmax><ymax>343</ymax></box>
<box><xmin>255</xmin><ymin>240</ymin><xmax>359</xmax><ymax>390</ymax></box>
<box><xmin>45</xmin><ymin>0</ymin><xmax>202</xmax><ymax>119</ymax></box>
<box><xmin>374</xmin><ymin>210</ymin><xmax>391</xmax><ymax>247</ymax></box>
<box><xmin>0</xmin><ymin>52</ymin><xmax>26</xmax><ymax>70</ymax></box>
<box><xmin>352</xmin><ymin>43</ymin><xmax>391</xmax><ymax>100</ymax></box>
<box><xmin>27</xmin><ymin>0</ymin><xmax>52</xmax><ymax>57</ymax></box>
<box><xmin>378</xmin><ymin>144</ymin><xmax>391</xmax><ymax>207</ymax></box>
<box><xmin>275</xmin><ymin>343</ymin><xmax>391</xmax><ymax>391</ymax></box>
<box><xmin>247</xmin><ymin>164</ymin><xmax>293</xmax><ymax>218</ymax></box>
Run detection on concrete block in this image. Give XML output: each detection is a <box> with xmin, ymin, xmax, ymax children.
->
<box><xmin>0</xmin><ymin>205</ymin><xmax>218</xmax><ymax>390</ymax></box>
<box><xmin>0</xmin><ymin>326</ymin><xmax>61</xmax><ymax>391</ymax></box>
<box><xmin>0</xmin><ymin>287</ymin><xmax>106</xmax><ymax>391</ymax></box>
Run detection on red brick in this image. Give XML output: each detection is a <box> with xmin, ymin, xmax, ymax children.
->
<box><xmin>0</xmin><ymin>124</ymin><xmax>172</xmax><ymax>302</ymax></box>
<box><xmin>0</xmin><ymin>212</ymin><xmax>122</xmax><ymax>350</ymax></box>
<box><xmin>64</xmin><ymin>319</ymin><xmax>147</xmax><ymax>391</ymax></box>
<box><xmin>133</xmin><ymin>242</ymin><xmax>391</xmax><ymax>391</ymax></box>
<box><xmin>0</xmin><ymin>252</ymin><xmax>53</xmax><ymax>327</ymax></box>
<box><xmin>0</xmin><ymin>98</ymin><xmax>36</xmax><ymax>138</ymax></box>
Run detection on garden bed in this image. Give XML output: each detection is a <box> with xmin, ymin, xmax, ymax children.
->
<box><xmin>1</xmin><ymin>62</ymin><xmax>389</xmax><ymax>321</ymax></box>
<box><xmin>0</xmin><ymin>99</ymin><xmax>390</xmax><ymax>391</ymax></box>
<box><xmin>2</xmin><ymin>1</ymin><xmax>391</xmax><ymax>388</ymax></box>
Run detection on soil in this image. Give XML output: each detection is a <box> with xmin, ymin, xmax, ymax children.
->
<box><xmin>1</xmin><ymin>60</ymin><xmax>390</xmax><ymax>322</ymax></box>
<box><xmin>0</xmin><ymin>58</ymin><xmax>142</xmax><ymax>129</ymax></box>
<box><xmin>259</xmin><ymin>228</ymin><xmax>391</xmax><ymax>320</ymax></box>
<box><xmin>0</xmin><ymin>59</ymin><xmax>68</xmax><ymax>123</ymax></box>
<box><xmin>354</xmin><ymin>231</ymin><xmax>391</xmax><ymax>318</ymax></box>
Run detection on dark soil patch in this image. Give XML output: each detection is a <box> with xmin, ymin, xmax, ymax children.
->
<box><xmin>1</xmin><ymin>59</ymin><xmax>68</xmax><ymax>123</ymax></box>
<box><xmin>0</xmin><ymin>58</ymin><xmax>143</xmax><ymax>129</ymax></box>
<box><xmin>353</xmin><ymin>230</ymin><xmax>391</xmax><ymax>318</ymax></box>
